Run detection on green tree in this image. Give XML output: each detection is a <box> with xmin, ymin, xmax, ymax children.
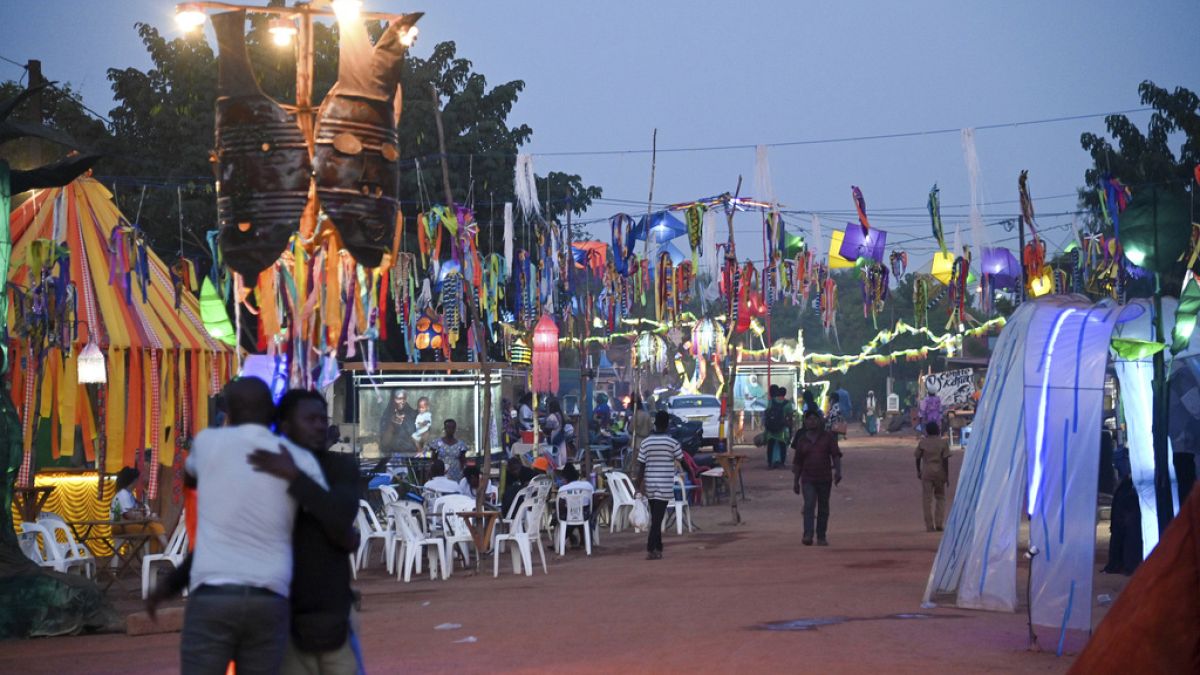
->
<box><xmin>1078</xmin><ymin>81</ymin><xmax>1198</xmax><ymax>296</ymax></box>
<box><xmin>1079</xmin><ymin>82</ymin><xmax>1198</xmax><ymax>228</ymax></box>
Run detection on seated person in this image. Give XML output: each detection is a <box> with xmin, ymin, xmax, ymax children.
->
<box><xmin>110</xmin><ymin>466</ymin><xmax>167</xmax><ymax>552</ymax></box>
<box><xmin>458</xmin><ymin>465</ymin><xmax>498</xmax><ymax>503</ymax></box>
<box><xmin>556</xmin><ymin>463</ymin><xmax>594</xmax><ymax>549</ymax></box>
<box><xmin>423</xmin><ymin>459</ymin><xmax>460</xmax><ymax>494</ymax></box>
<box><xmin>531</xmin><ymin>455</ymin><xmax>552</xmax><ymax>475</ymax></box>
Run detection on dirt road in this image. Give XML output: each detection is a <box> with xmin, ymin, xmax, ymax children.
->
<box><xmin>1</xmin><ymin>432</ymin><xmax>1123</xmax><ymax>673</ymax></box>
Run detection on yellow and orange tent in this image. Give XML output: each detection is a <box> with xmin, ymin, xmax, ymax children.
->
<box><xmin>6</xmin><ymin>177</ymin><xmax>235</xmax><ymax>497</ymax></box>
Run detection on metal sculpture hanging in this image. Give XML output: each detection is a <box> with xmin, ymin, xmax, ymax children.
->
<box><xmin>212</xmin><ymin>10</ymin><xmax>312</xmax><ymax>280</ymax></box>
<box><xmin>314</xmin><ymin>12</ymin><xmax>423</xmax><ymax>268</ymax></box>
<box><xmin>214</xmin><ymin>10</ymin><xmax>422</xmax><ymax>279</ymax></box>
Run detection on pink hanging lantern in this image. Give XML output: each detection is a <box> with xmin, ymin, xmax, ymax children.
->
<box><xmin>531</xmin><ymin>314</ymin><xmax>560</xmax><ymax>393</ymax></box>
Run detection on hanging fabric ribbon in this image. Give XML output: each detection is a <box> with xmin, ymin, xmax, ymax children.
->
<box><xmin>851</xmin><ymin>185</ymin><xmax>871</xmax><ymax>235</ymax></box>
<box><xmin>610</xmin><ymin>213</ymin><xmax>633</xmax><ymax>275</ymax></box>
<box><xmin>685</xmin><ymin>204</ymin><xmax>705</xmax><ymax>271</ymax></box>
<box><xmin>889</xmin><ymin>250</ymin><xmax>908</xmax><ymax>279</ymax></box>
<box><xmin>928</xmin><ymin>184</ymin><xmax>947</xmax><ymax>254</ymax></box>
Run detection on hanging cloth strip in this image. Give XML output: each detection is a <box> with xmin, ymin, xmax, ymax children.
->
<box><xmin>928</xmin><ymin>185</ymin><xmax>947</xmax><ymax>254</ymax></box>
<box><xmin>610</xmin><ymin>214</ymin><xmax>634</xmax><ymax>275</ymax></box>
<box><xmin>686</xmin><ymin>204</ymin><xmax>706</xmax><ymax>271</ymax></box>
<box><xmin>851</xmin><ymin>186</ymin><xmax>871</xmax><ymax>235</ymax></box>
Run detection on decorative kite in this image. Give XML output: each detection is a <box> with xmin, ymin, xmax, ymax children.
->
<box><xmin>928</xmin><ymin>184</ymin><xmax>947</xmax><ymax>254</ymax></box>
<box><xmin>851</xmin><ymin>185</ymin><xmax>871</xmax><ymax>235</ymax></box>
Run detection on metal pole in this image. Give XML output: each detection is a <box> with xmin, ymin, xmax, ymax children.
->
<box><xmin>1017</xmin><ymin>217</ymin><xmax>1028</xmax><ymax>304</ymax></box>
<box><xmin>1151</xmin><ymin>188</ymin><xmax>1173</xmax><ymax>533</ymax></box>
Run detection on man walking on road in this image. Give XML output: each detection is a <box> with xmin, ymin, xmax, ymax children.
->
<box><xmin>792</xmin><ymin>409</ymin><xmax>843</xmax><ymax>546</ymax></box>
<box><xmin>914</xmin><ymin>421</ymin><xmax>951</xmax><ymax>532</ymax></box>
<box><xmin>763</xmin><ymin>385</ymin><xmax>796</xmax><ymax>469</ymax></box>
<box><xmin>636</xmin><ymin>411</ymin><xmax>683</xmax><ymax>560</ymax></box>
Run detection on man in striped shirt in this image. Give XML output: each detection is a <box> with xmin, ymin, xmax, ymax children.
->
<box><xmin>636</xmin><ymin>411</ymin><xmax>683</xmax><ymax>560</ymax></box>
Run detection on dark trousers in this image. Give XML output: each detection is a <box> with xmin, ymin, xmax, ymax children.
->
<box><xmin>801</xmin><ymin>480</ymin><xmax>833</xmax><ymax>540</ymax></box>
<box><xmin>181</xmin><ymin>585</ymin><xmax>290</xmax><ymax>675</ymax></box>
<box><xmin>646</xmin><ymin>499</ymin><xmax>669</xmax><ymax>553</ymax></box>
<box><xmin>767</xmin><ymin>439</ymin><xmax>788</xmax><ymax>467</ymax></box>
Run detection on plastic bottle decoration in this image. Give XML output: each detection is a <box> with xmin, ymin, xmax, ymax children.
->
<box><xmin>1018</xmin><ymin>170</ymin><xmax>1045</xmax><ymax>283</ymax></box>
<box><xmin>633</xmin><ymin>332</ymin><xmax>669</xmax><ymax>374</ymax></box>
<box><xmin>820</xmin><ymin>275</ymin><xmax>837</xmax><ymax>334</ymax></box>
<box><xmin>440</xmin><ymin>269</ymin><xmax>462</xmax><ymax>349</ymax></box>
<box><xmin>862</xmin><ymin>263</ymin><xmax>889</xmax><ymax>323</ymax></box>
<box><xmin>656</xmin><ymin>250</ymin><xmax>674</xmax><ymax>322</ymax></box>
<box><xmin>889</xmin><ymin>250</ymin><xmax>908</xmax><ymax>279</ymax></box>
<box><xmin>735</xmin><ymin>262</ymin><xmax>762</xmax><ymax>333</ymax></box>
<box><xmin>947</xmin><ymin>254</ymin><xmax>971</xmax><ymax>328</ymax></box>
<box><xmin>851</xmin><ymin>185</ymin><xmax>871</xmax><ymax>235</ymax></box>
<box><xmin>610</xmin><ymin>213</ymin><xmax>634</xmax><ymax>275</ymax></box>
<box><xmin>928</xmin><ymin>184</ymin><xmax>947</xmax><ymax>254</ymax></box>
<box><xmin>531</xmin><ymin>314</ymin><xmax>560</xmax><ymax>393</ymax></box>
<box><xmin>686</xmin><ymin>204</ymin><xmax>706</xmax><ymax>270</ymax></box>
<box><xmin>675</xmin><ymin>261</ymin><xmax>694</xmax><ymax>314</ymax></box>
<box><xmin>914</xmin><ymin>276</ymin><xmax>929</xmax><ymax>328</ymax></box>
<box><xmin>691</xmin><ymin>319</ymin><xmax>727</xmax><ymax>360</ymax></box>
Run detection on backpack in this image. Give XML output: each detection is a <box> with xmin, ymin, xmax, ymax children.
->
<box><xmin>764</xmin><ymin>401</ymin><xmax>787</xmax><ymax>433</ymax></box>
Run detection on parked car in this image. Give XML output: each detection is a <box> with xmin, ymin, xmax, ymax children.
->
<box><xmin>667</xmin><ymin>394</ymin><xmax>723</xmax><ymax>446</ymax></box>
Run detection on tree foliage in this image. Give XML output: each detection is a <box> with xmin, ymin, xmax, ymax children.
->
<box><xmin>1079</xmin><ymin>81</ymin><xmax>1199</xmax><ymax>229</ymax></box>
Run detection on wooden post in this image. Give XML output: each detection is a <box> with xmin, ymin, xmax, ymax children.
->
<box><xmin>430</xmin><ymin>86</ymin><xmax>493</xmax><ymax>514</ymax></box>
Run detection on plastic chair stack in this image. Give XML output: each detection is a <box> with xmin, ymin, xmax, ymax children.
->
<box><xmin>391</xmin><ymin>509</ymin><xmax>446</xmax><ymax>582</ymax></box>
<box><xmin>606</xmin><ymin>471</ymin><xmax>639</xmax><ymax>533</ymax></box>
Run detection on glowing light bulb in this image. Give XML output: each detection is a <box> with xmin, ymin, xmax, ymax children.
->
<box><xmin>175</xmin><ymin>3</ymin><xmax>207</xmax><ymax>32</ymax></box>
<box><xmin>399</xmin><ymin>25</ymin><xmax>419</xmax><ymax>47</ymax></box>
<box><xmin>1124</xmin><ymin>247</ymin><xmax>1146</xmax><ymax>266</ymax></box>
<box><xmin>268</xmin><ymin>18</ymin><xmax>297</xmax><ymax>46</ymax></box>
<box><xmin>331</xmin><ymin>0</ymin><xmax>362</xmax><ymax>21</ymax></box>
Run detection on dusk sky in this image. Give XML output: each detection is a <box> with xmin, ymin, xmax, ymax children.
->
<box><xmin>2</xmin><ymin>1</ymin><xmax>1197</xmax><ymax>271</ymax></box>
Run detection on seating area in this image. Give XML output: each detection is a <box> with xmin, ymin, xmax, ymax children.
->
<box><xmin>354</xmin><ymin>464</ymin><xmax>712</xmax><ymax>584</ymax></box>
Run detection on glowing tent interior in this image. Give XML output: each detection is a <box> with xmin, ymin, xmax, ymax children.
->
<box><xmin>6</xmin><ymin>177</ymin><xmax>235</xmax><ymax>499</ymax></box>
<box><xmin>922</xmin><ymin>295</ymin><xmax>1199</xmax><ymax>652</ymax></box>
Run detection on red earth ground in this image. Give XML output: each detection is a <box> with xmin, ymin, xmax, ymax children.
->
<box><xmin>0</xmin><ymin>430</ymin><xmax>1127</xmax><ymax>674</ymax></box>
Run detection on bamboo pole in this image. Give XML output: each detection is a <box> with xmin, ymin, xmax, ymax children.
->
<box><xmin>430</xmin><ymin>86</ymin><xmax>493</xmax><ymax>516</ymax></box>
<box><xmin>628</xmin><ymin>129</ymin><xmax>657</xmax><ymax>455</ymax></box>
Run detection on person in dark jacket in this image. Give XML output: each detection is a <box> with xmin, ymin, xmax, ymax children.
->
<box><xmin>150</xmin><ymin>390</ymin><xmax>362</xmax><ymax>674</ymax></box>
<box><xmin>249</xmin><ymin>389</ymin><xmax>362</xmax><ymax>673</ymax></box>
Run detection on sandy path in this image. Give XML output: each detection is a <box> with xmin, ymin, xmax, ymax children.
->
<box><xmin>0</xmin><ymin>431</ymin><xmax>1125</xmax><ymax>674</ymax></box>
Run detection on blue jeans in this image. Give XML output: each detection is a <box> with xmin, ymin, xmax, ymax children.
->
<box><xmin>767</xmin><ymin>439</ymin><xmax>788</xmax><ymax>466</ymax></box>
<box><xmin>181</xmin><ymin>585</ymin><xmax>290</xmax><ymax>675</ymax></box>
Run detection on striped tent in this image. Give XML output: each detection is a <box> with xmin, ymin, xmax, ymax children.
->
<box><xmin>6</xmin><ymin>177</ymin><xmax>235</xmax><ymax>498</ymax></box>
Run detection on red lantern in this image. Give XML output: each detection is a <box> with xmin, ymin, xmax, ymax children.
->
<box><xmin>532</xmin><ymin>314</ymin><xmax>559</xmax><ymax>393</ymax></box>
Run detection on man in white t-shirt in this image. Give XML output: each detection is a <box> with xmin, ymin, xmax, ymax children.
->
<box><xmin>181</xmin><ymin>378</ymin><xmax>326</xmax><ymax>675</ymax></box>
<box><xmin>423</xmin><ymin>459</ymin><xmax>460</xmax><ymax>494</ymax></box>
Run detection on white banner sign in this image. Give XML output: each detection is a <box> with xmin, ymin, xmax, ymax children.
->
<box><xmin>924</xmin><ymin>368</ymin><xmax>975</xmax><ymax>407</ymax></box>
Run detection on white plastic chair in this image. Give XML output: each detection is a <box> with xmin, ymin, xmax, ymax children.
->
<box><xmin>19</xmin><ymin>522</ymin><xmax>91</xmax><ymax>576</ymax></box>
<box><xmin>392</xmin><ymin>510</ymin><xmax>446</xmax><ymax>582</ymax></box>
<box><xmin>555</xmin><ymin>488</ymin><xmax>596</xmax><ymax>556</ymax></box>
<box><xmin>355</xmin><ymin>500</ymin><xmax>393</xmax><ymax>573</ymax></box>
<box><xmin>38</xmin><ymin>516</ymin><xmax>97</xmax><ymax>578</ymax></box>
<box><xmin>606</xmin><ymin>471</ymin><xmax>639</xmax><ymax>533</ymax></box>
<box><xmin>492</xmin><ymin>499</ymin><xmax>547</xmax><ymax>577</ymax></box>
<box><xmin>664</xmin><ymin>475</ymin><xmax>695</xmax><ymax>535</ymax></box>
<box><xmin>436</xmin><ymin>495</ymin><xmax>478</xmax><ymax>575</ymax></box>
<box><xmin>141</xmin><ymin>514</ymin><xmax>189</xmax><ymax>599</ymax></box>
<box><xmin>378</xmin><ymin>485</ymin><xmax>401</xmax><ymax>507</ymax></box>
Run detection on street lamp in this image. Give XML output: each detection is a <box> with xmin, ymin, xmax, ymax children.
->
<box><xmin>268</xmin><ymin>17</ymin><xmax>298</xmax><ymax>46</ymax></box>
<box><xmin>175</xmin><ymin>3</ymin><xmax>207</xmax><ymax>32</ymax></box>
